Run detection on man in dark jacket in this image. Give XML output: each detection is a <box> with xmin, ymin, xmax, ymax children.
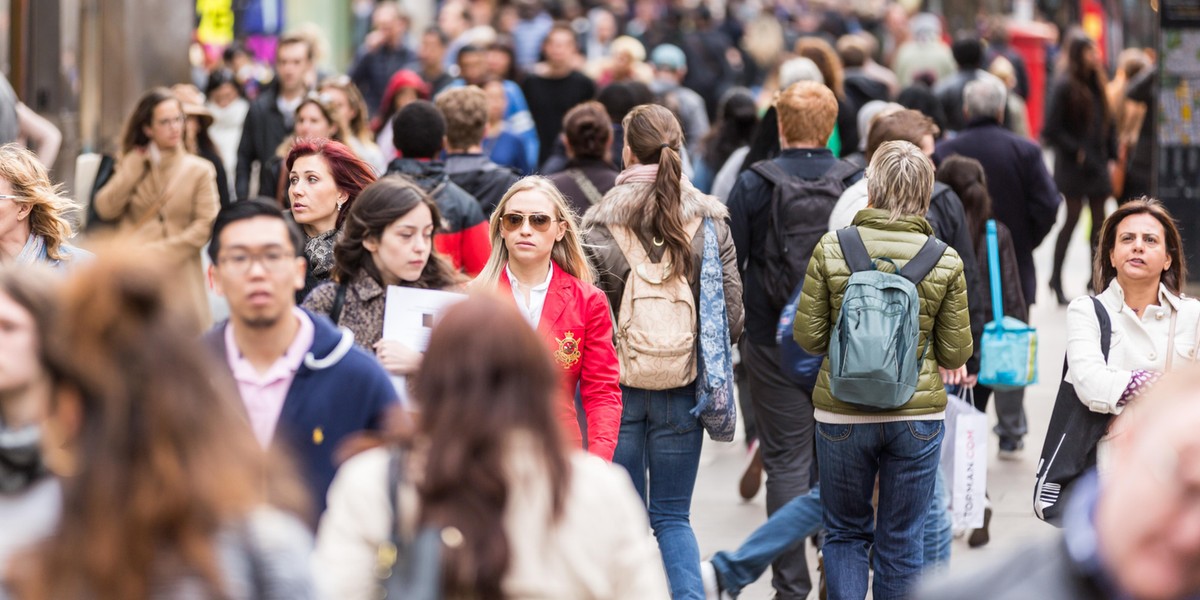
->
<box><xmin>934</xmin><ymin>77</ymin><xmax>1060</xmax><ymax>307</ymax></box>
<box><xmin>435</xmin><ymin>86</ymin><xmax>518</xmax><ymax>216</ymax></box>
<box><xmin>726</xmin><ymin>81</ymin><xmax>858</xmax><ymax>600</ymax></box>
<box><xmin>934</xmin><ymin>37</ymin><xmax>1005</xmax><ymax>134</ymax></box>
<box><xmin>917</xmin><ymin>372</ymin><xmax>1200</xmax><ymax>600</ymax></box>
<box><xmin>521</xmin><ymin>24</ymin><xmax>597</xmax><ymax>169</ymax></box>
<box><xmin>235</xmin><ymin>35</ymin><xmax>311</xmax><ymax>200</ymax></box>
<box><xmin>204</xmin><ymin>200</ymin><xmax>397</xmax><ymax>517</ymax></box>
<box><xmin>386</xmin><ymin>100</ymin><xmax>490</xmax><ymax>276</ymax></box>
<box><xmin>351</xmin><ymin>1</ymin><xmax>415</xmax><ymax>119</ymax></box>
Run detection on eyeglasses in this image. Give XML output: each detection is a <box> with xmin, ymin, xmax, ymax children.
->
<box><xmin>0</xmin><ymin>195</ymin><xmax>22</xmax><ymax>201</ymax></box>
<box><xmin>217</xmin><ymin>250</ymin><xmax>295</xmax><ymax>274</ymax></box>
<box><xmin>500</xmin><ymin>213</ymin><xmax>558</xmax><ymax>232</ymax></box>
<box><xmin>155</xmin><ymin>115</ymin><xmax>186</xmax><ymax>128</ymax></box>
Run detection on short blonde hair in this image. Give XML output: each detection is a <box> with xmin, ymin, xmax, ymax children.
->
<box><xmin>776</xmin><ymin>81</ymin><xmax>837</xmax><ymax>146</ymax></box>
<box><xmin>435</xmin><ymin>86</ymin><xmax>488</xmax><ymax>150</ymax></box>
<box><xmin>0</xmin><ymin>144</ymin><xmax>75</xmax><ymax>261</ymax></box>
<box><xmin>867</xmin><ymin>140</ymin><xmax>934</xmax><ymax>222</ymax></box>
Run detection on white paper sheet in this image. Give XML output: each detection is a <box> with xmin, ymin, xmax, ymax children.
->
<box><xmin>381</xmin><ymin>286</ymin><xmax>466</xmax><ymax>400</ymax></box>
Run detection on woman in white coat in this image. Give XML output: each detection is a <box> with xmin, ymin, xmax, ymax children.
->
<box><xmin>1065</xmin><ymin>199</ymin><xmax>1200</xmax><ymax>471</ymax></box>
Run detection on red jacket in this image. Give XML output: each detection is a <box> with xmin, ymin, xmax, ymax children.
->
<box><xmin>498</xmin><ymin>262</ymin><xmax>623</xmax><ymax>460</ymax></box>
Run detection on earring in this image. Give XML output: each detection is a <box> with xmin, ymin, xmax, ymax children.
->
<box><xmin>337</xmin><ymin>202</ymin><xmax>344</xmax><ymax>211</ymax></box>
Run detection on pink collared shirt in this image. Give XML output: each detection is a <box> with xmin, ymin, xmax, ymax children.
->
<box><xmin>225</xmin><ymin>307</ymin><xmax>315</xmax><ymax>448</ymax></box>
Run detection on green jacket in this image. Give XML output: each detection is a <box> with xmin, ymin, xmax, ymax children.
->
<box><xmin>794</xmin><ymin>209</ymin><xmax>973</xmax><ymax>417</ymax></box>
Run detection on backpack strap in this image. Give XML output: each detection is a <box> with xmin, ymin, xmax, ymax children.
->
<box><xmin>749</xmin><ymin>160</ymin><xmax>789</xmax><ymax>186</ymax></box>
<box><xmin>897</xmin><ymin>236</ymin><xmax>949</xmax><ymax>285</ymax></box>
<box><xmin>565</xmin><ymin>168</ymin><xmax>603</xmax><ymax>206</ymax></box>
<box><xmin>825</xmin><ymin>160</ymin><xmax>864</xmax><ymax>185</ymax></box>
<box><xmin>836</xmin><ymin>227</ymin><xmax>875</xmax><ymax>273</ymax></box>
<box><xmin>609</xmin><ymin>220</ymin><xmax>703</xmax><ymax>269</ymax></box>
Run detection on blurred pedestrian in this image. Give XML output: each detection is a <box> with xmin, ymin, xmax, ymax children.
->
<box><xmin>0</xmin><ymin>268</ymin><xmax>58</xmax><ymax>583</ymax></box>
<box><xmin>583</xmin><ymin>104</ymin><xmax>744</xmax><ymax>599</ymax></box>
<box><xmin>547</xmin><ymin>101</ymin><xmax>618</xmax><ymax>217</ymax></box>
<box><xmin>9</xmin><ymin>250</ymin><xmax>314</xmax><ymax>599</ymax></box>
<box><xmin>795</xmin><ymin>37</ymin><xmax>857</xmax><ymax>156</ymax></box>
<box><xmin>917</xmin><ymin>367</ymin><xmax>1200</xmax><ymax>600</ymax></box>
<box><xmin>701</xmin><ymin>88</ymin><xmax>758</xmax><ymax>200</ymax></box>
<box><xmin>451</xmin><ymin>45</ymin><xmax>540</xmax><ymax>172</ymax></box>
<box><xmin>0</xmin><ymin>144</ymin><xmax>89</xmax><ymax>269</ymax></box>
<box><xmin>385</xmin><ymin>101</ymin><xmax>490</xmax><ymax>276</ymax></box>
<box><xmin>476</xmin><ymin>176</ymin><xmax>622</xmax><ymax>461</ymax></box>
<box><xmin>204</xmin><ymin>69</ymin><xmax>249</xmax><ymax>197</ymax></box>
<box><xmin>302</xmin><ymin>176</ymin><xmax>464</xmax><ymax>364</ymax></box>
<box><xmin>481</xmin><ymin>77</ymin><xmax>532</xmax><ymax>175</ymax></box>
<box><xmin>94</xmin><ymin>87</ymin><xmax>219</xmax><ymax>334</ymax></box>
<box><xmin>205</xmin><ymin>200</ymin><xmax>398</xmax><ymax>515</ymax></box>
<box><xmin>318</xmin><ymin>77</ymin><xmax>386</xmax><ymax>175</ymax></box>
<box><xmin>415</xmin><ymin>27</ymin><xmax>453</xmax><ymax>97</ymax></box>
<box><xmin>236</xmin><ymin>34</ymin><xmax>313</xmax><ymax>200</ymax></box>
<box><xmin>436</xmin><ymin>86</ymin><xmax>519</xmax><ymax>216</ymax></box>
<box><xmin>523</xmin><ymin>24</ymin><xmax>597</xmax><ymax>169</ymax></box>
<box><xmin>284</xmin><ymin>138</ymin><xmax>376</xmax><ymax>301</ymax></box>
<box><xmin>174</xmin><ymin>84</ymin><xmax>232</xmax><ymax>208</ymax></box>
<box><xmin>272</xmin><ymin>95</ymin><xmax>350</xmax><ymax>205</ymax></box>
<box><xmin>313</xmin><ymin>294</ymin><xmax>669</xmax><ymax>599</ymax></box>
<box><xmin>370</xmin><ymin>69</ymin><xmax>430</xmax><ymax>163</ymax></box>
<box><xmin>1045</xmin><ymin>32</ymin><xmax>1114</xmax><ymax>304</ymax></box>
<box><xmin>350</xmin><ymin>1</ymin><xmax>414</xmax><ymax>121</ymax></box>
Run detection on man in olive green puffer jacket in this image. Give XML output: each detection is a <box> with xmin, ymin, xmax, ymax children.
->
<box><xmin>793</xmin><ymin>140</ymin><xmax>972</xmax><ymax>600</ymax></box>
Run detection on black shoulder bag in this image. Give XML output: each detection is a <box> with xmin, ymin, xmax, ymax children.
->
<box><xmin>1033</xmin><ymin>297</ymin><xmax>1112</xmax><ymax>526</ymax></box>
<box><xmin>377</xmin><ymin>446</ymin><xmax>444</xmax><ymax>600</ymax></box>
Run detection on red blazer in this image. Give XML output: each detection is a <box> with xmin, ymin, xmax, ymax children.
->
<box><xmin>498</xmin><ymin>262</ymin><xmax>622</xmax><ymax>460</ymax></box>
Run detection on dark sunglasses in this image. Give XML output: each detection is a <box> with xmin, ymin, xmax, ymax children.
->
<box><xmin>500</xmin><ymin>213</ymin><xmax>558</xmax><ymax>232</ymax></box>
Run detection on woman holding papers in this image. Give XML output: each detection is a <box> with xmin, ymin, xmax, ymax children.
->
<box><xmin>475</xmin><ymin>177</ymin><xmax>622</xmax><ymax>462</ymax></box>
<box><xmin>303</xmin><ymin>176</ymin><xmax>464</xmax><ymax>375</ymax></box>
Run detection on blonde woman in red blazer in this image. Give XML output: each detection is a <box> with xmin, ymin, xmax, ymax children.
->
<box><xmin>475</xmin><ymin>176</ymin><xmax>622</xmax><ymax>460</ymax></box>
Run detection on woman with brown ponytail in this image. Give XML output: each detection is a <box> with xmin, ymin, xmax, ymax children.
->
<box><xmin>583</xmin><ymin>103</ymin><xmax>743</xmax><ymax>599</ymax></box>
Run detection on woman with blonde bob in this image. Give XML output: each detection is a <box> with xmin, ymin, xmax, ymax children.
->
<box><xmin>475</xmin><ymin>176</ymin><xmax>622</xmax><ymax>462</ymax></box>
<box><xmin>0</xmin><ymin>143</ymin><xmax>89</xmax><ymax>268</ymax></box>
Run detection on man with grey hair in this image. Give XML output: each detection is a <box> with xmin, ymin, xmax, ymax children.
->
<box><xmin>933</xmin><ymin>75</ymin><xmax>1060</xmax><ymax>458</ymax></box>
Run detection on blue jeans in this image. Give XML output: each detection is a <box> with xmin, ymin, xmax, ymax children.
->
<box><xmin>816</xmin><ymin>420</ymin><xmax>944</xmax><ymax>600</ymax></box>
<box><xmin>923</xmin><ymin>468</ymin><xmax>952</xmax><ymax>570</ymax></box>
<box><xmin>613</xmin><ymin>384</ymin><xmax>704</xmax><ymax>600</ymax></box>
<box><xmin>710</xmin><ymin>488</ymin><xmax>824</xmax><ymax>597</ymax></box>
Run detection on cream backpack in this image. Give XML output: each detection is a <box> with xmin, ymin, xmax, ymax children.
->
<box><xmin>609</xmin><ymin>220</ymin><xmax>702</xmax><ymax>390</ymax></box>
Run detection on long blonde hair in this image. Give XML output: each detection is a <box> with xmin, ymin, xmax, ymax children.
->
<box><xmin>476</xmin><ymin>177</ymin><xmax>595</xmax><ymax>288</ymax></box>
<box><xmin>0</xmin><ymin>143</ymin><xmax>75</xmax><ymax>261</ymax></box>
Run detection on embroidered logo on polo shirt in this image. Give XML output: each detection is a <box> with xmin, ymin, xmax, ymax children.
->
<box><xmin>554</xmin><ymin>332</ymin><xmax>581</xmax><ymax>369</ymax></box>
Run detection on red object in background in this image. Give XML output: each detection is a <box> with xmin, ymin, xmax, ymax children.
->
<box><xmin>1009</xmin><ymin>22</ymin><xmax>1058</xmax><ymax>140</ymax></box>
<box><xmin>1080</xmin><ymin>0</ymin><xmax>1109</xmax><ymax>65</ymax></box>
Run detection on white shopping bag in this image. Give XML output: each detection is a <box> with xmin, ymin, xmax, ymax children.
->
<box><xmin>941</xmin><ymin>390</ymin><xmax>988</xmax><ymax>529</ymax></box>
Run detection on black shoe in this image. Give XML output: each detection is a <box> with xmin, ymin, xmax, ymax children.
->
<box><xmin>1050</xmin><ymin>278</ymin><xmax>1068</xmax><ymax>306</ymax></box>
<box><xmin>968</xmin><ymin>506</ymin><xmax>993</xmax><ymax>548</ymax></box>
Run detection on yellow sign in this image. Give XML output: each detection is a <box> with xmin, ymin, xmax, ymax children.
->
<box><xmin>197</xmin><ymin>0</ymin><xmax>235</xmax><ymax>47</ymax></box>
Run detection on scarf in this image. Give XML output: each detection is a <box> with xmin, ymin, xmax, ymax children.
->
<box><xmin>614</xmin><ymin>162</ymin><xmax>696</xmax><ymax>188</ymax></box>
<box><xmin>306</xmin><ymin>229</ymin><xmax>338</xmax><ymax>279</ymax></box>
<box><xmin>15</xmin><ymin>233</ymin><xmax>48</xmax><ymax>266</ymax></box>
<box><xmin>0</xmin><ymin>419</ymin><xmax>46</xmax><ymax>493</ymax></box>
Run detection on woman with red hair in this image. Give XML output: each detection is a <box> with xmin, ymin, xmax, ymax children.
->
<box><xmin>285</xmin><ymin>138</ymin><xmax>377</xmax><ymax>301</ymax></box>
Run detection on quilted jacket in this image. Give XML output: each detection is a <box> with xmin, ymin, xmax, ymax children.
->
<box><xmin>794</xmin><ymin>209</ymin><xmax>973</xmax><ymax>417</ymax></box>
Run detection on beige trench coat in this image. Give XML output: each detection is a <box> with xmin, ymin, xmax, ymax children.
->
<box><xmin>94</xmin><ymin>145</ymin><xmax>219</xmax><ymax>333</ymax></box>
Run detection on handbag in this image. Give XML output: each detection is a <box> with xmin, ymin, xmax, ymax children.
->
<box><xmin>1033</xmin><ymin>297</ymin><xmax>1111</xmax><ymax>526</ymax></box>
<box><xmin>693</xmin><ymin>218</ymin><xmax>737</xmax><ymax>442</ymax></box>
<box><xmin>978</xmin><ymin>220</ymin><xmax>1038</xmax><ymax>389</ymax></box>
<box><xmin>378</xmin><ymin>447</ymin><xmax>443</xmax><ymax>600</ymax></box>
<box><xmin>776</xmin><ymin>278</ymin><xmax>823</xmax><ymax>392</ymax></box>
<box><xmin>941</xmin><ymin>388</ymin><xmax>988</xmax><ymax>530</ymax></box>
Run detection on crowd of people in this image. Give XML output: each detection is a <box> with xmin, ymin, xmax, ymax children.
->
<box><xmin>0</xmin><ymin>1</ymin><xmax>1195</xmax><ymax>599</ymax></box>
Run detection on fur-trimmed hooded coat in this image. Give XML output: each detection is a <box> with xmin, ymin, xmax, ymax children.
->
<box><xmin>582</xmin><ymin>177</ymin><xmax>744</xmax><ymax>344</ymax></box>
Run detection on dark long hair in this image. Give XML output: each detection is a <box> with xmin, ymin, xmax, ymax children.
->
<box><xmin>285</xmin><ymin>138</ymin><xmax>377</xmax><ymax>230</ymax></box>
<box><xmin>701</xmin><ymin>89</ymin><xmax>758</xmax><ymax>173</ymax></box>
<box><xmin>332</xmin><ymin>176</ymin><xmax>464</xmax><ymax>289</ymax></box>
<box><xmin>10</xmin><ymin>247</ymin><xmax>305</xmax><ymax>600</ymax></box>
<box><xmin>1093</xmin><ymin>198</ymin><xmax>1187</xmax><ymax>295</ymax></box>
<box><xmin>936</xmin><ymin>155</ymin><xmax>991</xmax><ymax>248</ymax></box>
<box><xmin>412</xmin><ymin>294</ymin><xmax>570</xmax><ymax>599</ymax></box>
<box><xmin>622</xmin><ymin>103</ymin><xmax>695</xmax><ymax>281</ymax></box>
<box><xmin>1059</xmin><ymin>30</ymin><xmax>1110</xmax><ymax>132</ymax></box>
<box><xmin>119</xmin><ymin>88</ymin><xmax>180</xmax><ymax>154</ymax></box>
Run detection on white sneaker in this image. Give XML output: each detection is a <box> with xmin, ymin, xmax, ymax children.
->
<box><xmin>700</xmin><ymin>561</ymin><xmax>729</xmax><ymax>600</ymax></box>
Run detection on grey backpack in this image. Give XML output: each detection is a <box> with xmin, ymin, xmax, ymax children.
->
<box><xmin>830</xmin><ymin>227</ymin><xmax>947</xmax><ymax>410</ymax></box>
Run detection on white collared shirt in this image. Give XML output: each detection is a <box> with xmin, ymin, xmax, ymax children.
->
<box><xmin>506</xmin><ymin>262</ymin><xmax>554</xmax><ymax>327</ymax></box>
